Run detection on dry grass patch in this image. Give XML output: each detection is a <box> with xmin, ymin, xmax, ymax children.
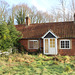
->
<box><xmin>0</xmin><ymin>54</ymin><xmax>75</xmax><ymax>75</ymax></box>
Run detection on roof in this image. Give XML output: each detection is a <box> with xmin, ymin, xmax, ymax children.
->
<box><xmin>15</xmin><ymin>21</ymin><xmax>75</xmax><ymax>39</ymax></box>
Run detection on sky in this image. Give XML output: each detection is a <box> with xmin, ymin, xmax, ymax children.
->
<box><xmin>4</xmin><ymin>0</ymin><xmax>59</xmax><ymax>12</ymax></box>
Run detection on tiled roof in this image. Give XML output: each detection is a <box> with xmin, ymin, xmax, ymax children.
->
<box><xmin>15</xmin><ymin>21</ymin><xmax>75</xmax><ymax>39</ymax></box>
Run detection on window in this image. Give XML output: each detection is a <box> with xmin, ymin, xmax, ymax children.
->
<box><xmin>45</xmin><ymin>39</ymin><xmax>48</xmax><ymax>53</ymax></box>
<box><xmin>50</xmin><ymin>39</ymin><xmax>55</xmax><ymax>48</ymax></box>
<box><xmin>60</xmin><ymin>40</ymin><xmax>70</xmax><ymax>49</ymax></box>
<box><xmin>28</xmin><ymin>40</ymin><xmax>39</xmax><ymax>49</ymax></box>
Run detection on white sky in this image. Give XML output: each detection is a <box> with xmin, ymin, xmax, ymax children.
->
<box><xmin>5</xmin><ymin>0</ymin><xmax>59</xmax><ymax>12</ymax></box>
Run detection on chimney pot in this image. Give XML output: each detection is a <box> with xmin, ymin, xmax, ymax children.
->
<box><xmin>26</xmin><ymin>15</ymin><xmax>31</xmax><ymax>26</ymax></box>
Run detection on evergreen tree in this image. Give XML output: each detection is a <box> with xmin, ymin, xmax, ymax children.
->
<box><xmin>8</xmin><ymin>25</ymin><xmax>22</xmax><ymax>46</ymax></box>
<box><xmin>0</xmin><ymin>20</ymin><xmax>22</xmax><ymax>51</ymax></box>
<box><xmin>0</xmin><ymin>21</ymin><xmax>12</xmax><ymax>50</ymax></box>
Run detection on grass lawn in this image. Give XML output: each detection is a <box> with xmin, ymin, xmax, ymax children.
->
<box><xmin>0</xmin><ymin>53</ymin><xmax>75</xmax><ymax>75</ymax></box>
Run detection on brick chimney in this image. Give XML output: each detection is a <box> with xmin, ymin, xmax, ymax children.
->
<box><xmin>26</xmin><ymin>14</ymin><xmax>31</xmax><ymax>26</ymax></box>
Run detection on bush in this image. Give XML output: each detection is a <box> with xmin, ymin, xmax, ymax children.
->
<box><xmin>64</xmin><ymin>56</ymin><xmax>70</xmax><ymax>61</ymax></box>
<box><xmin>16</xmin><ymin>43</ymin><xmax>27</xmax><ymax>54</ymax></box>
<box><xmin>64</xmin><ymin>56</ymin><xmax>70</xmax><ymax>63</ymax></box>
<box><xmin>53</xmin><ymin>61</ymin><xmax>59</xmax><ymax>65</ymax></box>
<box><xmin>0</xmin><ymin>21</ymin><xmax>22</xmax><ymax>52</ymax></box>
<box><xmin>0</xmin><ymin>21</ymin><xmax>12</xmax><ymax>50</ymax></box>
<box><xmin>12</xmin><ymin>47</ymin><xmax>18</xmax><ymax>54</ymax></box>
<box><xmin>65</xmin><ymin>66</ymin><xmax>72</xmax><ymax>72</ymax></box>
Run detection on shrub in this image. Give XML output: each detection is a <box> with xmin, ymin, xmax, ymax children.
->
<box><xmin>52</xmin><ymin>56</ymin><xmax>61</xmax><ymax>61</ymax></box>
<box><xmin>53</xmin><ymin>61</ymin><xmax>59</xmax><ymax>65</ymax></box>
<box><xmin>12</xmin><ymin>47</ymin><xmax>18</xmax><ymax>54</ymax></box>
<box><xmin>0</xmin><ymin>22</ymin><xmax>12</xmax><ymax>50</ymax></box>
<box><xmin>0</xmin><ymin>21</ymin><xmax>22</xmax><ymax>52</ymax></box>
<box><xmin>8</xmin><ymin>57</ymin><xmax>12</xmax><ymax>63</ymax></box>
<box><xmin>16</xmin><ymin>43</ymin><xmax>27</xmax><ymax>54</ymax></box>
<box><xmin>34</xmin><ymin>68</ymin><xmax>42</xmax><ymax>74</ymax></box>
<box><xmin>64</xmin><ymin>66</ymin><xmax>72</xmax><ymax>72</ymax></box>
<box><xmin>64</xmin><ymin>56</ymin><xmax>70</xmax><ymax>61</ymax></box>
<box><xmin>64</xmin><ymin>56</ymin><xmax>70</xmax><ymax>63</ymax></box>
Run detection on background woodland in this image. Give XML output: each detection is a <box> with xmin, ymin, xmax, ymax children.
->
<box><xmin>0</xmin><ymin>0</ymin><xmax>75</xmax><ymax>25</ymax></box>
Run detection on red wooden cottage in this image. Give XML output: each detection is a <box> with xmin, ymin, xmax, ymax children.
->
<box><xmin>15</xmin><ymin>14</ymin><xmax>75</xmax><ymax>55</ymax></box>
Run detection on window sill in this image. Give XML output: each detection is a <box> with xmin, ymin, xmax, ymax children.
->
<box><xmin>60</xmin><ymin>48</ymin><xmax>71</xmax><ymax>50</ymax></box>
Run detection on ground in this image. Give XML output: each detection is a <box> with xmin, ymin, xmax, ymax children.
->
<box><xmin>0</xmin><ymin>53</ymin><xmax>75</xmax><ymax>75</ymax></box>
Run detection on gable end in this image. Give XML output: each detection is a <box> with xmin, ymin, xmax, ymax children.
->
<box><xmin>42</xmin><ymin>30</ymin><xmax>58</xmax><ymax>39</ymax></box>
<box><xmin>44</xmin><ymin>32</ymin><xmax>56</xmax><ymax>38</ymax></box>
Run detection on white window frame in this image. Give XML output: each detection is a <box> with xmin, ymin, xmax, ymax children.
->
<box><xmin>28</xmin><ymin>40</ymin><xmax>38</xmax><ymax>49</ymax></box>
<box><xmin>60</xmin><ymin>40</ymin><xmax>70</xmax><ymax>49</ymax></box>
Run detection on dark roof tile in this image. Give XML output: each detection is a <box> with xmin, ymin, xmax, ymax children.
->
<box><xmin>15</xmin><ymin>21</ymin><xmax>75</xmax><ymax>38</ymax></box>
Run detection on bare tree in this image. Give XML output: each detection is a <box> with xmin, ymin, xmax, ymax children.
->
<box><xmin>58</xmin><ymin>0</ymin><xmax>66</xmax><ymax>21</ymax></box>
<box><xmin>11</xmin><ymin>4</ymin><xmax>30</xmax><ymax>24</ymax></box>
<box><xmin>35</xmin><ymin>11</ymin><xmax>43</xmax><ymax>23</ymax></box>
<box><xmin>69</xmin><ymin>0</ymin><xmax>75</xmax><ymax>20</ymax></box>
<box><xmin>29</xmin><ymin>6</ymin><xmax>37</xmax><ymax>23</ymax></box>
<box><xmin>0</xmin><ymin>0</ymin><xmax>9</xmax><ymax>21</ymax></box>
<box><xmin>71</xmin><ymin>0</ymin><xmax>75</xmax><ymax>13</ymax></box>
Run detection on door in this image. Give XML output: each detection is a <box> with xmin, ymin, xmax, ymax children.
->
<box><xmin>49</xmin><ymin>39</ymin><xmax>56</xmax><ymax>54</ymax></box>
<box><xmin>44</xmin><ymin>38</ymin><xmax>57</xmax><ymax>55</ymax></box>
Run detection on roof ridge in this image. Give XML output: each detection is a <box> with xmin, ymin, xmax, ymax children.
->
<box><xmin>30</xmin><ymin>21</ymin><xmax>73</xmax><ymax>25</ymax></box>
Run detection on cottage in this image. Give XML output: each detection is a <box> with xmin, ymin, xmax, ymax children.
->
<box><xmin>15</xmin><ymin>14</ymin><xmax>75</xmax><ymax>56</ymax></box>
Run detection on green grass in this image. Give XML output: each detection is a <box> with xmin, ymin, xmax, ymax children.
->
<box><xmin>0</xmin><ymin>53</ymin><xmax>75</xmax><ymax>75</ymax></box>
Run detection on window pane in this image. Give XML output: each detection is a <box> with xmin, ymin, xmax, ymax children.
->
<box><xmin>50</xmin><ymin>45</ymin><xmax>52</xmax><ymax>48</ymax></box>
<box><xmin>53</xmin><ymin>44</ymin><xmax>55</xmax><ymax>47</ymax></box>
<box><xmin>45</xmin><ymin>39</ymin><xmax>48</xmax><ymax>53</ymax></box>
<box><xmin>61</xmin><ymin>40</ymin><xmax>70</xmax><ymax>49</ymax></box>
<box><xmin>29</xmin><ymin>41</ymin><xmax>33</xmax><ymax>48</ymax></box>
<box><xmin>50</xmin><ymin>39</ymin><xmax>52</xmax><ymax>48</ymax></box>
<box><xmin>50</xmin><ymin>39</ymin><xmax>55</xmax><ymax>48</ymax></box>
<box><xmin>61</xmin><ymin>41</ymin><xmax>64</xmax><ymax>45</ymax></box>
<box><xmin>50</xmin><ymin>39</ymin><xmax>52</xmax><ymax>42</ymax></box>
<box><xmin>61</xmin><ymin>45</ymin><xmax>64</xmax><ymax>48</ymax></box>
<box><xmin>65</xmin><ymin>41</ymin><xmax>69</xmax><ymax>48</ymax></box>
<box><xmin>66</xmin><ymin>45</ymin><xmax>67</xmax><ymax>48</ymax></box>
<box><xmin>53</xmin><ymin>39</ymin><xmax>55</xmax><ymax>42</ymax></box>
<box><xmin>67</xmin><ymin>45</ymin><xmax>69</xmax><ymax>48</ymax></box>
<box><xmin>50</xmin><ymin>42</ymin><xmax>52</xmax><ymax>44</ymax></box>
<box><xmin>34</xmin><ymin>41</ymin><xmax>38</xmax><ymax>49</ymax></box>
<box><xmin>53</xmin><ymin>42</ymin><xmax>55</xmax><ymax>44</ymax></box>
<box><xmin>61</xmin><ymin>41</ymin><xmax>65</xmax><ymax>48</ymax></box>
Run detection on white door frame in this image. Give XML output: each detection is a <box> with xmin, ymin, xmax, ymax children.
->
<box><xmin>43</xmin><ymin>38</ymin><xmax>58</xmax><ymax>55</ymax></box>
